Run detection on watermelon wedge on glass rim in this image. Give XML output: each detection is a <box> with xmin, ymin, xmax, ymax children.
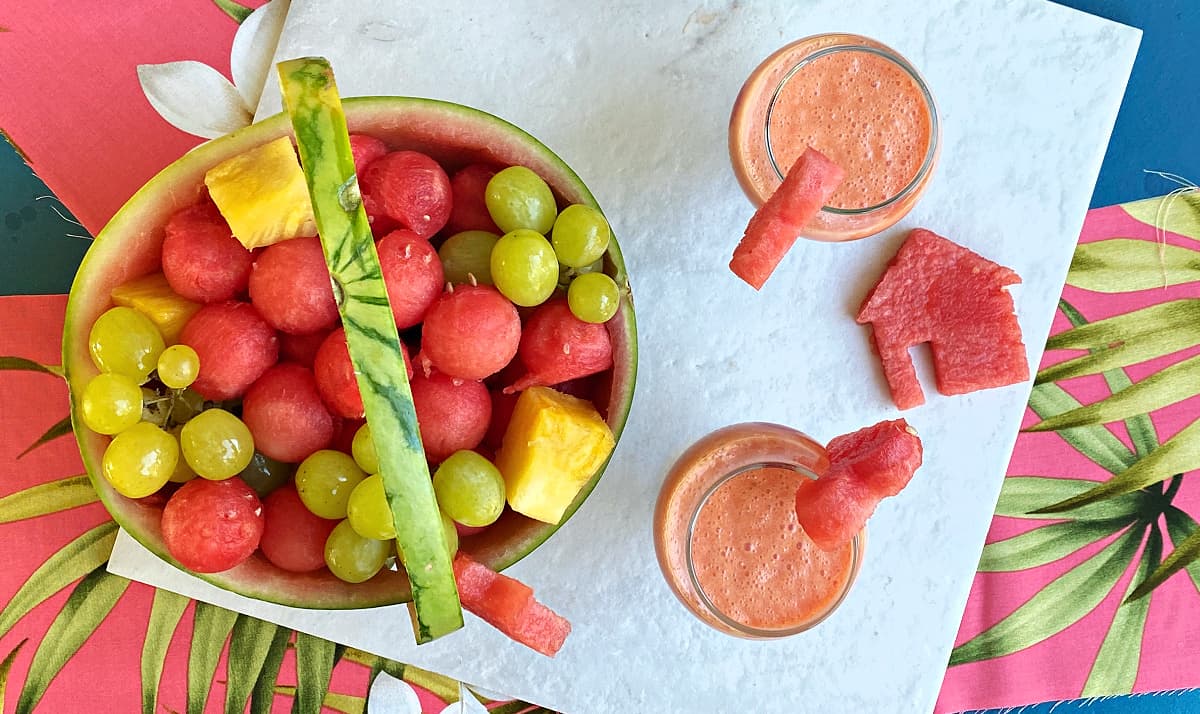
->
<box><xmin>62</xmin><ymin>94</ymin><xmax>638</xmax><ymax>612</ymax></box>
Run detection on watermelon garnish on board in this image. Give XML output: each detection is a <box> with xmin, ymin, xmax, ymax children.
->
<box><xmin>453</xmin><ymin>553</ymin><xmax>572</xmax><ymax>656</ymax></box>
<box><xmin>856</xmin><ymin>228</ymin><xmax>1028</xmax><ymax>409</ymax></box>
<box><xmin>729</xmin><ymin>147</ymin><xmax>845</xmax><ymax>290</ymax></box>
<box><xmin>794</xmin><ymin>420</ymin><xmax>923</xmax><ymax>551</ymax></box>
<box><xmin>278</xmin><ymin>57</ymin><xmax>462</xmax><ymax>643</ymax></box>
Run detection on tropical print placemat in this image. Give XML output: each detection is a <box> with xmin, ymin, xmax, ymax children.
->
<box><xmin>937</xmin><ymin>187</ymin><xmax>1200</xmax><ymax>712</ymax></box>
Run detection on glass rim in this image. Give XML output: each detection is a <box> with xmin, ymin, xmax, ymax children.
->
<box><xmin>683</xmin><ymin>461</ymin><xmax>862</xmax><ymax>639</ymax></box>
<box><xmin>764</xmin><ymin>42</ymin><xmax>940</xmax><ymax>216</ymax></box>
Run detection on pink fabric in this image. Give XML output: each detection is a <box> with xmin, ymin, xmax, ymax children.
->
<box><xmin>935</xmin><ymin>205</ymin><xmax>1200</xmax><ymax>712</ymax></box>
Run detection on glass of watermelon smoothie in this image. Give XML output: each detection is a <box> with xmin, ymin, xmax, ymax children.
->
<box><xmin>654</xmin><ymin>423</ymin><xmax>863</xmax><ymax>638</ymax></box>
<box><xmin>729</xmin><ymin>33</ymin><xmax>940</xmax><ymax>242</ymax></box>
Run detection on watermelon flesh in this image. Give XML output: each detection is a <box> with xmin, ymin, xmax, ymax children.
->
<box><xmin>453</xmin><ymin>553</ymin><xmax>571</xmax><ymax>656</ymax></box>
<box><xmin>729</xmin><ymin>147</ymin><xmax>845</xmax><ymax>290</ymax></box>
<box><xmin>794</xmin><ymin>420</ymin><xmax>923</xmax><ymax>551</ymax></box>
<box><xmin>824</xmin><ymin>419</ymin><xmax>923</xmax><ymax>498</ymax></box>
<box><xmin>857</xmin><ymin>228</ymin><xmax>1027</xmax><ymax>409</ymax></box>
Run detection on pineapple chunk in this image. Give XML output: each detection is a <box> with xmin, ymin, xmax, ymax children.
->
<box><xmin>496</xmin><ymin>386</ymin><xmax>615</xmax><ymax>525</ymax></box>
<box><xmin>204</xmin><ymin>136</ymin><xmax>317</xmax><ymax>249</ymax></box>
<box><xmin>110</xmin><ymin>272</ymin><xmax>200</xmax><ymax>344</ymax></box>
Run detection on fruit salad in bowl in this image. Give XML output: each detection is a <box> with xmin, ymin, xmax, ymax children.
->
<box><xmin>63</xmin><ymin>60</ymin><xmax>636</xmax><ymax>653</ymax></box>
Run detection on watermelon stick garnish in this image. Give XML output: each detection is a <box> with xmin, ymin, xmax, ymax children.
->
<box><xmin>794</xmin><ymin>420</ymin><xmax>923</xmax><ymax>550</ymax></box>
<box><xmin>729</xmin><ymin>147</ymin><xmax>845</xmax><ymax>290</ymax></box>
<box><xmin>277</xmin><ymin>57</ymin><xmax>463</xmax><ymax>643</ymax></box>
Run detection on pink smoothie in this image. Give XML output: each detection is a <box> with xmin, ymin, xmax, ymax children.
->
<box><xmin>689</xmin><ymin>466</ymin><xmax>854</xmax><ymax>630</ymax></box>
<box><xmin>766</xmin><ymin>48</ymin><xmax>932</xmax><ymax>210</ymax></box>
<box><xmin>729</xmin><ymin>34</ymin><xmax>939</xmax><ymax>241</ymax></box>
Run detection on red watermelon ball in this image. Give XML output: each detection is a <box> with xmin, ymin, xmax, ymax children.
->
<box><xmin>410</xmin><ymin>370</ymin><xmax>491</xmax><ymax>464</ymax></box>
<box><xmin>377</xmin><ymin>229</ymin><xmax>445</xmax><ymax>329</ymax></box>
<box><xmin>446</xmin><ymin>164</ymin><xmax>501</xmax><ymax>234</ymax></box>
<box><xmin>314</xmin><ymin>327</ymin><xmax>413</xmax><ymax>419</ymax></box>
<box><xmin>484</xmin><ymin>388</ymin><xmax>518</xmax><ymax>452</ymax></box>
<box><xmin>161</xmin><ymin>477</ymin><xmax>265</xmax><ymax>573</ymax></box>
<box><xmin>420</xmin><ymin>285</ymin><xmax>521</xmax><ymax>380</ymax></box>
<box><xmin>793</xmin><ymin>474</ymin><xmax>875</xmax><ymax>552</ymax></box>
<box><xmin>360</xmin><ymin>151</ymin><xmax>452</xmax><ymax>240</ymax></box>
<box><xmin>259</xmin><ymin>484</ymin><xmax>339</xmax><ymax>573</ymax></box>
<box><xmin>248</xmin><ymin>236</ymin><xmax>340</xmax><ymax>335</ymax></box>
<box><xmin>179</xmin><ymin>301</ymin><xmax>279</xmax><ymax>400</ymax></box>
<box><xmin>330</xmin><ymin>417</ymin><xmax>364</xmax><ymax>455</ymax></box>
<box><xmin>348</xmin><ymin>134</ymin><xmax>387</xmax><ymax>174</ymax></box>
<box><xmin>242</xmin><ymin>363</ymin><xmax>335</xmax><ymax>463</ymax></box>
<box><xmin>279</xmin><ymin>328</ymin><xmax>330</xmax><ymax>369</ymax></box>
<box><xmin>161</xmin><ymin>202</ymin><xmax>254</xmax><ymax>303</ymax></box>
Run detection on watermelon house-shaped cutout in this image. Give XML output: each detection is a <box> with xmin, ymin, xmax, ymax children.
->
<box><xmin>856</xmin><ymin>228</ymin><xmax>1028</xmax><ymax>410</ymax></box>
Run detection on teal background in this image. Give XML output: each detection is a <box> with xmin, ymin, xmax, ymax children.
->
<box><xmin>1</xmin><ymin>1</ymin><xmax>1198</xmax><ymax>710</ymax></box>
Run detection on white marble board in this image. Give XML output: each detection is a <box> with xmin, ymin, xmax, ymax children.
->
<box><xmin>109</xmin><ymin>1</ymin><xmax>1141</xmax><ymax>711</ymax></box>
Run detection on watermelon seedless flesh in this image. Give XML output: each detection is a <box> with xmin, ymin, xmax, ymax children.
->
<box><xmin>729</xmin><ymin>147</ymin><xmax>845</xmax><ymax>290</ymax></box>
<box><xmin>453</xmin><ymin>553</ymin><xmax>571</xmax><ymax>656</ymax></box>
<box><xmin>794</xmin><ymin>420</ymin><xmax>923</xmax><ymax>551</ymax></box>
<box><xmin>856</xmin><ymin>228</ymin><xmax>1028</xmax><ymax>409</ymax></box>
<box><xmin>279</xmin><ymin>56</ymin><xmax>463</xmax><ymax>642</ymax></box>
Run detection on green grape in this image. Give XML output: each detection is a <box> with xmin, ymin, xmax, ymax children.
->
<box><xmin>157</xmin><ymin>344</ymin><xmax>200</xmax><ymax>389</ymax></box>
<box><xmin>88</xmin><ymin>306</ymin><xmax>165</xmax><ymax>383</ymax></box>
<box><xmin>324</xmin><ymin>519</ymin><xmax>390</xmax><ymax>584</ymax></box>
<box><xmin>296</xmin><ymin>450</ymin><xmax>366</xmax><ymax>519</ymax></box>
<box><xmin>170</xmin><ymin>388</ymin><xmax>205</xmax><ymax>423</ymax></box>
<box><xmin>80</xmin><ymin>372</ymin><xmax>143</xmax><ymax>435</ymax></box>
<box><xmin>551</xmin><ymin>204</ymin><xmax>611</xmax><ymax>268</ymax></box>
<box><xmin>167</xmin><ymin>426</ymin><xmax>198</xmax><ymax>483</ymax></box>
<box><xmin>351</xmin><ymin>423</ymin><xmax>380</xmax><ymax>474</ymax></box>
<box><xmin>238</xmin><ymin>451</ymin><xmax>292</xmax><ymax>496</ymax></box>
<box><xmin>485</xmin><ymin>166</ymin><xmax>557</xmax><ymax>234</ymax></box>
<box><xmin>180</xmin><ymin>408</ymin><xmax>255</xmax><ymax>480</ymax></box>
<box><xmin>102</xmin><ymin>421</ymin><xmax>178</xmax><ymax>498</ymax></box>
<box><xmin>439</xmin><ymin>230</ymin><xmax>499</xmax><ymax>285</ymax></box>
<box><xmin>432</xmin><ymin>450</ymin><xmax>506</xmax><ymax>527</ymax></box>
<box><xmin>490</xmin><ymin>229</ymin><xmax>559</xmax><ymax>307</ymax></box>
<box><xmin>567</xmin><ymin>272</ymin><xmax>621</xmax><ymax>324</ymax></box>
<box><xmin>441</xmin><ymin>511</ymin><xmax>459</xmax><ymax>558</ymax></box>
<box><xmin>346</xmin><ymin>474</ymin><xmax>396</xmax><ymax>540</ymax></box>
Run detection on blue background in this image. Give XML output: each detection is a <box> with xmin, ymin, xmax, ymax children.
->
<box><xmin>1</xmin><ymin>1</ymin><xmax>1198</xmax><ymax>711</ymax></box>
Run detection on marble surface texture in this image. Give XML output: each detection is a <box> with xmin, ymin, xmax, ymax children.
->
<box><xmin>110</xmin><ymin>1</ymin><xmax>1141</xmax><ymax>711</ymax></box>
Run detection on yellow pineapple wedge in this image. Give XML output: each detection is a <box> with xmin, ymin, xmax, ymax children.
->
<box><xmin>110</xmin><ymin>273</ymin><xmax>200</xmax><ymax>344</ymax></box>
<box><xmin>204</xmin><ymin>136</ymin><xmax>317</xmax><ymax>249</ymax></box>
<box><xmin>496</xmin><ymin>386</ymin><xmax>615</xmax><ymax>525</ymax></box>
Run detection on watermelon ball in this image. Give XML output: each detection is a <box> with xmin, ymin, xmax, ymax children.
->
<box><xmin>248</xmin><ymin>236</ymin><xmax>339</xmax><ymax>335</ymax></box>
<box><xmin>348</xmin><ymin>133</ymin><xmax>387</xmax><ymax>175</ymax></box>
<box><xmin>826</xmin><ymin>419</ymin><xmax>924</xmax><ymax>498</ymax></box>
<box><xmin>505</xmin><ymin>299</ymin><xmax>613</xmax><ymax>393</ymax></box>
<box><xmin>328</xmin><ymin>417</ymin><xmax>363</xmax><ymax>455</ymax></box>
<box><xmin>483</xmin><ymin>388</ymin><xmax>518</xmax><ymax>452</ymax></box>
<box><xmin>446</xmin><ymin>164</ymin><xmax>501</xmax><ymax>234</ymax></box>
<box><xmin>410</xmin><ymin>370</ymin><xmax>491</xmax><ymax>464</ymax></box>
<box><xmin>161</xmin><ymin>202</ymin><xmax>254</xmax><ymax>303</ymax></box>
<box><xmin>161</xmin><ymin>477</ymin><xmax>265</xmax><ymax>573</ymax></box>
<box><xmin>377</xmin><ymin>229</ymin><xmax>445</xmax><ymax>329</ymax></box>
<box><xmin>360</xmin><ymin>151</ymin><xmax>452</xmax><ymax>240</ymax></box>
<box><xmin>419</xmin><ymin>285</ymin><xmax>521</xmax><ymax>381</ymax></box>
<box><xmin>180</xmin><ymin>301</ymin><xmax>279</xmax><ymax>400</ymax></box>
<box><xmin>793</xmin><ymin>475</ymin><xmax>875</xmax><ymax>552</ymax></box>
<box><xmin>259</xmin><ymin>484</ymin><xmax>339</xmax><ymax>573</ymax></box>
<box><xmin>279</xmin><ymin>328</ymin><xmax>330</xmax><ymax>368</ymax></box>
<box><xmin>314</xmin><ymin>327</ymin><xmax>412</xmax><ymax>419</ymax></box>
<box><xmin>242</xmin><ymin>363</ymin><xmax>335</xmax><ymax>463</ymax></box>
